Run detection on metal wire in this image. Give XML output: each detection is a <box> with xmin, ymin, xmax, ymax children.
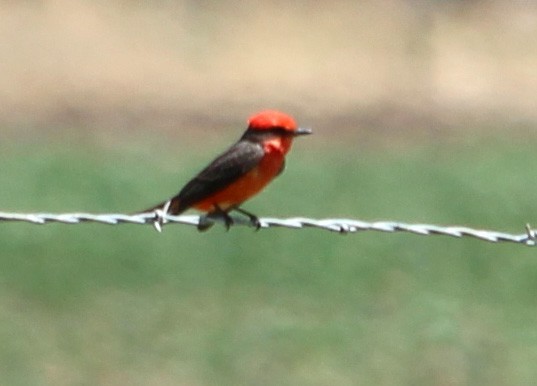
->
<box><xmin>0</xmin><ymin>210</ymin><xmax>534</xmax><ymax>246</ymax></box>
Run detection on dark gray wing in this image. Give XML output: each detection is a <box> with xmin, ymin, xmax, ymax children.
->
<box><xmin>173</xmin><ymin>140</ymin><xmax>264</xmax><ymax>211</ymax></box>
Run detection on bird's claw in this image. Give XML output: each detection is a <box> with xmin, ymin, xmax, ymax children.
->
<box><xmin>222</xmin><ymin>212</ymin><xmax>234</xmax><ymax>231</ymax></box>
<box><xmin>232</xmin><ymin>207</ymin><xmax>261</xmax><ymax>231</ymax></box>
<box><xmin>197</xmin><ymin>210</ymin><xmax>234</xmax><ymax>232</ymax></box>
<box><xmin>248</xmin><ymin>215</ymin><xmax>261</xmax><ymax>231</ymax></box>
<box><xmin>198</xmin><ymin>207</ymin><xmax>260</xmax><ymax>231</ymax></box>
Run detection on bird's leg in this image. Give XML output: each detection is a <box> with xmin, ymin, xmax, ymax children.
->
<box><xmin>233</xmin><ymin>207</ymin><xmax>261</xmax><ymax>230</ymax></box>
<box><xmin>216</xmin><ymin>206</ymin><xmax>234</xmax><ymax>231</ymax></box>
<box><xmin>198</xmin><ymin>205</ymin><xmax>233</xmax><ymax>232</ymax></box>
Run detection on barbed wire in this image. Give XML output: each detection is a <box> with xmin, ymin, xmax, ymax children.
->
<box><xmin>0</xmin><ymin>211</ymin><xmax>534</xmax><ymax>247</ymax></box>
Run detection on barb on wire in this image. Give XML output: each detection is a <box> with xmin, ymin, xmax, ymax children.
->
<box><xmin>0</xmin><ymin>211</ymin><xmax>534</xmax><ymax>247</ymax></box>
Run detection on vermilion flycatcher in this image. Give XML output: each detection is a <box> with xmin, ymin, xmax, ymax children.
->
<box><xmin>143</xmin><ymin>110</ymin><xmax>312</xmax><ymax>230</ymax></box>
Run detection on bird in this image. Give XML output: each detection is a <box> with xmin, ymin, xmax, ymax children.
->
<box><xmin>142</xmin><ymin>110</ymin><xmax>312</xmax><ymax>231</ymax></box>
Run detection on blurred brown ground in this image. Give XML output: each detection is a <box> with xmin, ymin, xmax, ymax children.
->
<box><xmin>1</xmin><ymin>0</ymin><xmax>536</xmax><ymax>142</ymax></box>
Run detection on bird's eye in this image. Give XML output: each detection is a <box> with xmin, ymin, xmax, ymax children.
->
<box><xmin>267</xmin><ymin>128</ymin><xmax>292</xmax><ymax>136</ymax></box>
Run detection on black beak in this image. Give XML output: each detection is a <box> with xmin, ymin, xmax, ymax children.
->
<box><xmin>294</xmin><ymin>127</ymin><xmax>313</xmax><ymax>136</ymax></box>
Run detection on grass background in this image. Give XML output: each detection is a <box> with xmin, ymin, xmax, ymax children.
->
<box><xmin>1</xmin><ymin>1</ymin><xmax>537</xmax><ymax>384</ymax></box>
<box><xmin>1</xmin><ymin>135</ymin><xmax>536</xmax><ymax>385</ymax></box>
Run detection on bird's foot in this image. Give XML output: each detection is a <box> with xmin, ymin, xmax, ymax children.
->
<box><xmin>234</xmin><ymin>207</ymin><xmax>261</xmax><ymax>231</ymax></box>
<box><xmin>198</xmin><ymin>210</ymin><xmax>234</xmax><ymax>232</ymax></box>
<box><xmin>197</xmin><ymin>215</ymin><xmax>214</xmax><ymax>232</ymax></box>
<box><xmin>246</xmin><ymin>213</ymin><xmax>261</xmax><ymax>230</ymax></box>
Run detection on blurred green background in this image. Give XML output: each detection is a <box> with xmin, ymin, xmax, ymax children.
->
<box><xmin>1</xmin><ymin>1</ymin><xmax>537</xmax><ymax>385</ymax></box>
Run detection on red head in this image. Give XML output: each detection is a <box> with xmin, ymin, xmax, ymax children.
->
<box><xmin>247</xmin><ymin>110</ymin><xmax>312</xmax><ymax>136</ymax></box>
<box><xmin>243</xmin><ymin>110</ymin><xmax>312</xmax><ymax>154</ymax></box>
<box><xmin>247</xmin><ymin>110</ymin><xmax>297</xmax><ymax>132</ymax></box>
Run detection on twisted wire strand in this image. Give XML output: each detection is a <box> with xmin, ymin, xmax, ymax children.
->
<box><xmin>0</xmin><ymin>211</ymin><xmax>534</xmax><ymax>246</ymax></box>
